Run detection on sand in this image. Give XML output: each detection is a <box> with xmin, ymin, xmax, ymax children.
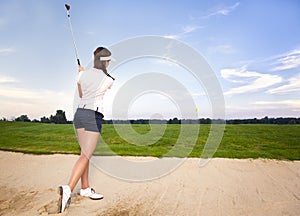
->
<box><xmin>0</xmin><ymin>151</ymin><xmax>299</xmax><ymax>216</ymax></box>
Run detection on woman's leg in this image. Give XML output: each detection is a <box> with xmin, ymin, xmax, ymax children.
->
<box><xmin>76</xmin><ymin>128</ymin><xmax>89</xmax><ymax>189</ymax></box>
<box><xmin>81</xmin><ymin>158</ymin><xmax>89</xmax><ymax>189</ymax></box>
<box><xmin>67</xmin><ymin>153</ymin><xmax>89</xmax><ymax>191</ymax></box>
<box><xmin>68</xmin><ymin>128</ymin><xmax>99</xmax><ymax>191</ymax></box>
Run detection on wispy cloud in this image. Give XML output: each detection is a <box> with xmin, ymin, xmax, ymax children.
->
<box><xmin>268</xmin><ymin>73</ymin><xmax>300</xmax><ymax>94</ymax></box>
<box><xmin>207</xmin><ymin>44</ymin><xmax>236</xmax><ymax>55</ymax></box>
<box><xmin>182</xmin><ymin>25</ymin><xmax>200</xmax><ymax>34</ymax></box>
<box><xmin>0</xmin><ymin>86</ymin><xmax>43</xmax><ymax>100</ymax></box>
<box><xmin>202</xmin><ymin>2</ymin><xmax>240</xmax><ymax>19</ymax></box>
<box><xmin>164</xmin><ymin>25</ymin><xmax>203</xmax><ymax>39</ymax></box>
<box><xmin>225</xmin><ymin>101</ymin><xmax>300</xmax><ymax>118</ymax></box>
<box><xmin>221</xmin><ymin>66</ymin><xmax>282</xmax><ymax>95</ymax></box>
<box><xmin>270</xmin><ymin>48</ymin><xmax>300</xmax><ymax>71</ymax></box>
<box><xmin>0</xmin><ymin>75</ymin><xmax>18</xmax><ymax>84</ymax></box>
<box><xmin>164</xmin><ymin>2</ymin><xmax>240</xmax><ymax>39</ymax></box>
<box><xmin>0</xmin><ymin>86</ymin><xmax>73</xmax><ymax>119</ymax></box>
<box><xmin>254</xmin><ymin>100</ymin><xmax>300</xmax><ymax>108</ymax></box>
<box><xmin>0</xmin><ymin>47</ymin><xmax>16</xmax><ymax>56</ymax></box>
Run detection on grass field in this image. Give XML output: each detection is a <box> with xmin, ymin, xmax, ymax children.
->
<box><xmin>0</xmin><ymin>121</ymin><xmax>299</xmax><ymax>160</ymax></box>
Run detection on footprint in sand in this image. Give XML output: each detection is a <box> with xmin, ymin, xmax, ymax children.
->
<box><xmin>0</xmin><ymin>188</ymin><xmax>38</xmax><ymax>215</ymax></box>
<box><xmin>38</xmin><ymin>194</ymin><xmax>84</xmax><ymax>215</ymax></box>
<box><xmin>38</xmin><ymin>199</ymin><xmax>58</xmax><ymax>215</ymax></box>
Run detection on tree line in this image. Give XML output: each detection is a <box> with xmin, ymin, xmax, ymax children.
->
<box><xmin>5</xmin><ymin>110</ymin><xmax>70</xmax><ymax>124</ymax></box>
<box><xmin>4</xmin><ymin>112</ymin><xmax>300</xmax><ymax>125</ymax></box>
<box><xmin>105</xmin><ymin>117</ymin><xmax>300</xmax><ymax>124</ymax></box>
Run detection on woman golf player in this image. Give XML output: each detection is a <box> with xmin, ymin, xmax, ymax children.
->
<box><xmin>58</xmin><ymin>47</ymin><xmax>114</xmax><ymax>213</ymax></box>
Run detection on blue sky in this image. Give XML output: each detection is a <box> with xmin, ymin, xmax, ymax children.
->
<box><xmin>0</xmin><ymin>0</ymin><xmax>300</xmax><ymax>120</ymax></box>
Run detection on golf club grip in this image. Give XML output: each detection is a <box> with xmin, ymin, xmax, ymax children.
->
<box><xmin>77</xmin><ymin>59</ymin><xmax>81</xmax><ymax>66</ymax></box>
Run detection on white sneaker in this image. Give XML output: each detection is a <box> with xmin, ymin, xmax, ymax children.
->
<box><xmin>58</xmin><ymin>185</ymin><xmax>71</xmax><ymax>213</ymax></box>
<box><xmin>79</xmin><ymin>187</ymin><xmax>103</xmax><ymax>200</ymax></box>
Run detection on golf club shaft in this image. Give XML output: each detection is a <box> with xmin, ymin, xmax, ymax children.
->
<box><xmin>64</xmin><ymin>4</ymin><xmax>115</xmax><ymax>80</ymax></box>
<box><xmin>65</xmin><ymin>5</ymin><xmax>81</xmax><ymax>66</ymax></box>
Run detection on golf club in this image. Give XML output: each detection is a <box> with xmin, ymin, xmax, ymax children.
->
<box><xmin>65</xmin><ymin>4</ymin><xmax>81</xmax><ymax>66</ymax></box>
<box><xmin>64</xmin><ymin>4</ymin><xmax>115</xmax><ymax>80</ymax></box>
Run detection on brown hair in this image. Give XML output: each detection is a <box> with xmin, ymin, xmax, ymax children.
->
<box><xmin>93</xmin><ymin>47</ymin><xmax>115</xmax><ymax>80</ymax></box>
<box><xmin>93</xmin><ymin>47</ymin><xmax>111</xmax><ymax>71</ymax></box>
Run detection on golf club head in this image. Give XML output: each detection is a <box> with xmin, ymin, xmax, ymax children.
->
<box><xmin>65</xmin><ymin>4</ymin><xmax>70</xmax><ymax>11</ymax></box>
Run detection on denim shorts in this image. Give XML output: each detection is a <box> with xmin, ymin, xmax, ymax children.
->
<box><xmin>73</xmin><ymin>108</ymin><xmax>104</xmax><ymax>133</ymax></box>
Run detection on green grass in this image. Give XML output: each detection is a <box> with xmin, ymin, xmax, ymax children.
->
<box><xmin>0</xmin><ymin>121</ymin><xmax>79</xmax><ymax>154</ymax></box>
<box><xmin>0</xmin><ymin>121</ymin><xmax>299</xmax><ymax>160</ymax></box>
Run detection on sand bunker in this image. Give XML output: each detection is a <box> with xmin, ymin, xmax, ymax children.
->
<box><xmin>0</xmin><ymin>151</ymin><xmax>299</xmax><ymax>215</ymax></box>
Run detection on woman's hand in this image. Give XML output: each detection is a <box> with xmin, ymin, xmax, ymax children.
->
<box><xmin>78</xmin><ymin>66</ymin><xmax>84</xmax><ymax>72</ymax></box>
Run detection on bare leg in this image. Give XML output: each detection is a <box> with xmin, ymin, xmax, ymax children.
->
<box><xmin>68</xmin><ymin>129</ymin><xmax>99</xmax><ymax>192</ymax></box>
<box><xmin>68</xmin><ymin>154</ymin><xmax>89</xmax><ymax>191</ymax></box>
<box><xmin>76</xmin><ymin>128</ymin><xmax>89</xmax><ymax>189</ymax></box>
<box><xmin>81</xmin><ymin>159</ymin><xmax>89</xmax><ymax>189</ymax></box>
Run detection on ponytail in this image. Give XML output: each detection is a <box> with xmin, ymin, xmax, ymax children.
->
<box><xmin>93</xmin><ymin>47</ymin><xmax>115</xmax><ymax>80</ymax></box>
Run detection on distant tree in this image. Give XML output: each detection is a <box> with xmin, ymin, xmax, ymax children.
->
<box><xmin>261</xmin><ymin>116</ymin><xmax>270</xmax><ymax>124</ymax></box>
<box><xmin>50</xmin><ymin>110</ymin><xmax>67</xmax><ymax>124</ymax></box>
<box><xmin>15</xmin><ymin>115</ymin><xmax>31</xmax><ymax>122</ymax></box>
<box><xmin>168</xmin><ymin>117</ymin><xmax>180</xmax><ymax>124</ymax></box>
<box><xmin>275</xmin><ymin>117</ymin><xmax>288</xmax><ymax>124</ymax></box>
<box><xmin>32</xmin><ymin>119</ymin><xmax>40</xmax><ymax>123</ymax></box>
<box><xmin>199</xmin><ymin>118</ymin><xmax>211</xmax><ymax>124</ymax></box>
<box><xmin>103</xmin><ymin>119</ymin><xmax>113</xmax><ymax>124</ymax></box>
<box><xmin>40</xmin><ymin>116</ymin><xmax>50</xmax><ymax>123</ymax></box>
<box><xmin>49</xmin><ymin>115</ymin><xmax>54</xmax><ymax>123</ymax></box>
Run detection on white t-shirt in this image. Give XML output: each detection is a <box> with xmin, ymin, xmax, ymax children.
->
<box><xmin>77</xmin><ymin>68</ymin><xmax>113</xmax><ymax>113</ymax></box>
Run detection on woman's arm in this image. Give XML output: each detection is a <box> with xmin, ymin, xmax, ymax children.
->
<box><xmin>77</xmin><ymin>66</ymin><xmax>84</xmax><ymax>98</ymax></box>
<box><xmin>77</xmin><ymin>83</ymin><xmax>83</xmax><ymax>98</ymax></box>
